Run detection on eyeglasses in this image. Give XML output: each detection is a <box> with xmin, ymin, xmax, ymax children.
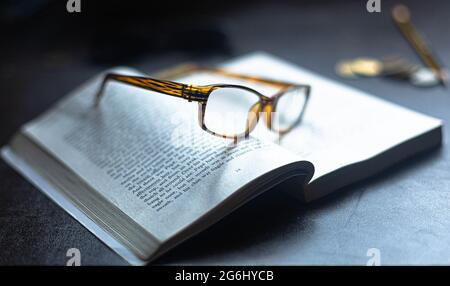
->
<box><xmin>95</xmin><ymin>65</ymin><xmax>311</xmax><ymax>141</ymax></box>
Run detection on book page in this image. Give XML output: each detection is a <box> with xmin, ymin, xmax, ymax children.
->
<box><xmin>23</xmin><ymin>68</ymin><xmax>305</xmax><ymax>242</ymax></box>
<box><xmin>220</xmin><ymin>53</ymin><xmax>442</xmax><ymax>182</ymax></box>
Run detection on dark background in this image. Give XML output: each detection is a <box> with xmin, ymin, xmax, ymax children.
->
<box><xmin>0</xmin><ymin>0</ymin><xmax>449</xmax><ymax>265</ymax></box>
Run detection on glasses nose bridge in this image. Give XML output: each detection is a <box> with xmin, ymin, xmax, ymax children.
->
<box><xmin>259</xmin><ymin>97</ymin><xmax>275</xmax><ymax>130</ymax></box>
<box><xmin>260</xmin><ymin>95</ymin><xmax>274</xmax><ymax>106</ymax></box>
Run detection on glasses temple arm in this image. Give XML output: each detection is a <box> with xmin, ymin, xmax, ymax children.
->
<box><xmin>94</xmin><ymin>73</ymin><xmax>211</xmax><ymax>106</ymax></box>
<box><xmin>193</xmin><ymin>67</ymin><xmax>310</xmax><ymax>89</ymax></box>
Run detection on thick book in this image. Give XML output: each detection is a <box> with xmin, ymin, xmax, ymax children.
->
<box><xmin>1</xmin><ymin>52</ymin><xmax>442</xmax><ymax>265</ymax></box>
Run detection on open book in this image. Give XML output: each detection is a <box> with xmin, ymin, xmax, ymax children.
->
<box><xmin>1</xmin><ymin>52</ymin><xmax>442</xmax><ymax>264</ymax></box>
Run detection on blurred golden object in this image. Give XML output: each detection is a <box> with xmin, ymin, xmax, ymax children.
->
<box><xmin>336</xmin><ymin>58</ymin><xmax>383</xmax><ymax>78</ymax></box>
<box><xmin>350</xmin><ymin>58</ymin><xmax>383</xmax><ymax>76</ymax></box>
<box><xmin>392</xmin><ymin>4</ymin><xmax>448</xmax><ymax>87</ymax></box>
<box><xmin>335</xmin><ymin>60</ymin><xmax>357</xmax><ymax>78</ymax></box>
<box><xmin>335</xmin><ymin>56</ymin><xmax>440</xmax><ymax>87</ymax></box>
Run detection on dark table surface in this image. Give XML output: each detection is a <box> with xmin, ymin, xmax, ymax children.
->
<box><xmin>0</xmin><ymin>0</ymin><xmax>449</xmax><ymax>265</ymax></box>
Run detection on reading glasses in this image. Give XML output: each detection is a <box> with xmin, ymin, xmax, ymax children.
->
<box><xmin>95</xmin><ymin>65</ymin><xmax>311</xmax><ymax>141</ymax></box>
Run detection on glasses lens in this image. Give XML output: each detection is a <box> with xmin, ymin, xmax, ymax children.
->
<box><xmin>272</xmin><ymin>87</ymin><xmax>308</xmax><ymax>132</ymax></box>
<box><xmin>204</xmin><ymin>87</ymin><xmax>261</xmax><ymax>137</ymax></box>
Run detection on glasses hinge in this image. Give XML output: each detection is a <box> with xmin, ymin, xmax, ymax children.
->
<box><xmin>182</xmin><ymin>84</ymin><xmax>193</xmax><ymax>102</ymax></box>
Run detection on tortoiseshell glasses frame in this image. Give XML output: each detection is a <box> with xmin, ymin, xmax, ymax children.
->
<box><xmin>95</xmin><ymin>65</ymin><xmax>311</xmax><ymax>141</ymax></box>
